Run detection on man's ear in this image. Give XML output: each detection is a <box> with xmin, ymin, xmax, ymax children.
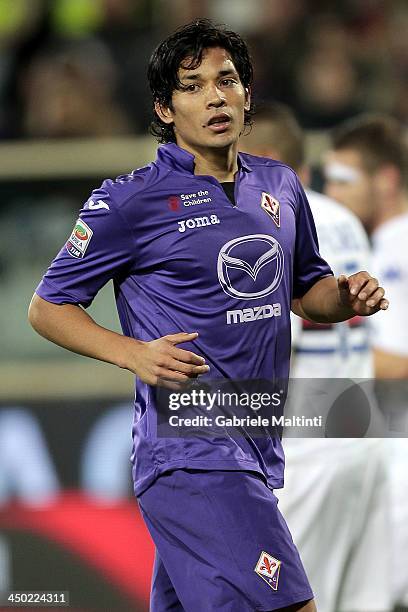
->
<box><xmin>373</xmin><ymin>164</ymin><xmax>401</xmax><ymax>199</ymax></box>
<box><xmin>154</xmin><ymin>101</ymin><xmax>174</xmax><ymax>125</ymax></box>
<box><xmin>244</xmin><ymin>87</ymin><xmax>251</xmax><ymax>112</ymax></box>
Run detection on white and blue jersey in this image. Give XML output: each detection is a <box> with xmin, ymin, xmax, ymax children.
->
<box><xmin>291</xmin><ymin>189</ymin><xmax>372</xmax><ymax>378</ymax></box>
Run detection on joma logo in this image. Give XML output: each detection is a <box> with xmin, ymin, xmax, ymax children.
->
<box><xmin>178</xmin><ymin>214</ymin><xmax>220</xmax><ymax>233</ymax></box>
<box><xmin>226</xmin><ymin>303</ymin><xmax>281</xmax><ymax>324</ymax></box>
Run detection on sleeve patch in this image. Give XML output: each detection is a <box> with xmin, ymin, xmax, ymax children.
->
<box><xmin>84</xmin><ymin>198</ymin><xmax>110</xmax><ymax>211</ymax></box>
<box><xmin>66</xmin><ymin>219</ymin><xmax>93</xmax><ymax>259</ymax></box>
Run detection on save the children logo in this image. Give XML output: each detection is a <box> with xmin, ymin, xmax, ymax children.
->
<box><xmin>217</xmin><ymin>234</ymin><xmax>284</xmax><ymax>299</ymax></box>
<box><xmin>168</xmin><ymin>191</ymin><xmax>212</xmax><ymax>211</ymax></box>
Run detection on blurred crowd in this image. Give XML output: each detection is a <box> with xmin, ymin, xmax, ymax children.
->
<box><xmin>0</xmin><ymin>4</ymin><xmax>407</xmax><ymax>610</ymax></box>
<box><xmin>0</xmin><ymin>0</ymin><xmax>406</xmax><ymax>140</ymax></box>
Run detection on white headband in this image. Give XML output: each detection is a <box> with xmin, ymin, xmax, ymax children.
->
<box><xmin>324</xmin><ymin>161</ymin><xmax>362</xmax><ymax>184</ymax></box>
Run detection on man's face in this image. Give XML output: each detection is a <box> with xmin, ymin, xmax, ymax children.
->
<box><xmin>323</xmin><ymin>149</ymin><xmax>375</xmax><ymax>228</ymax></box>
<box><xmin>240</xmin><ymin>119</ymin><xmax>276</xmax><ymax>158</ymax></box>
<box><xmin>156</xmin><ymin>46</ymin><xmax>250</xmax><ymax>153</ymax></box>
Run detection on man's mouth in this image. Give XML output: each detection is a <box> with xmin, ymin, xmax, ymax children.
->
<box><xmin>206</xmin><ymin>114</ymin><xmax>232</xmax><ymax>132</ymax></box>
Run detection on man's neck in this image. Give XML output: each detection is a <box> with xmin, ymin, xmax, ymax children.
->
<box><xmin>176</xmin><ymin>140</ymin><xmax>239</xmax><ymax>182</ymax></box>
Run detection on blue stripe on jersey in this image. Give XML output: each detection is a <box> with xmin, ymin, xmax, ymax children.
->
<box><xmin>295</xmin><ymin>343</ymin><xmax>369</xmax><ymax>354</ymax></box>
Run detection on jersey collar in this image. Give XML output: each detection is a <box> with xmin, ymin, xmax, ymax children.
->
<box><xmin>156</xmin><ymin>143</ymin><xmax>252</xmax><ymax>175</ymax></box>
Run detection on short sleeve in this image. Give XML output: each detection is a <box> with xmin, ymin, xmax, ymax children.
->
<box><xmin>35</xmin><ymin>186</ymin><xmax>136</xmax><ymax>308</ymax></box>
<box><xmin>292</xmin><ymin>180</ymin><xmax>333</xmax><ymax>299</ymax></box>
<box><xmin>370</xmin><ymin>251</ymin><xmax>408</xmax><ymax>356</ymax></box>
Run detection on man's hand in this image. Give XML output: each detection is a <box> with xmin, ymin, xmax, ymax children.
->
<box><xmin>292</xmin><ymin>272</ymin><xmax>389</xmax><ymax>323</ymax></box>
<box><xmin>337</xmin><ymin>272</ymin><xmax>389</xmax><ymax>316</ymax></box>
<box><xmin>127</xmin><ymin>332</ymin><xmax>209</xmax><ymax>390</ymax></box>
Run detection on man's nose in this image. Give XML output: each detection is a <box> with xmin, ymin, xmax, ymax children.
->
<box><xmin>206</xmin><ymin>85</ymin><xmax>226</xmax><ymax>108</ymax></box>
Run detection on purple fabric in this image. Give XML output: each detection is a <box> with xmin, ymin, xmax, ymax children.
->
<box><xmin>36</xmin><ymin>143</ymin><xmax>333</xmax><ymax>494</ymax></box>
<box><xmin>138</xmin><ymin>470</ymin><xmax>313</xmax><ymax>611</ymax></box>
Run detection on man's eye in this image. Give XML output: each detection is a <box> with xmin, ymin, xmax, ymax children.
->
<box><xmin>220</xmin><ymin>79</ymin><xmax>236</xmax><ymax>86</ymax></box>
<box><xmin>184</xmin><ymin>84</ymin><xmax>199</xmax><ymax>92</ymax></box>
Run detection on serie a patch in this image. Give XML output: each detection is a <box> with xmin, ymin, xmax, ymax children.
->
<box><xmin>254</xmin><ymin>551</ymin><xmax>281</xmax><ymax>591</ymax></box>
<box><xmin>66</xmin><ymin>219</ymin><xmax>93</xmax><ymax>259</ymax></box>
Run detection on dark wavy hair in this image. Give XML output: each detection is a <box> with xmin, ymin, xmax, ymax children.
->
<box><xmin>331</xmin><ymin>114</ymin><xmax>407</xmax><ymax>186</ymax></box>
<box><xmin>147</xmin><ymin>19</ymin><xmax>254</xmax><ymax>143</ymax></box>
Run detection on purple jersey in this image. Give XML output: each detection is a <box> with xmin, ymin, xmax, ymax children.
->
<box><xmin>36</xmin><ymin>143</ymin><xmax>332</xmax><ymax>494</ymax></box>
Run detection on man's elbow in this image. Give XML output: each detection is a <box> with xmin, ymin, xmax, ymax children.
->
<box><xmin>28</xmin><ymin>293</ymin><xmax>42</xmax><ymax>331</ymax></box>
<box><xmin>28</xmin><ymin>293</ymin><xmax>52</xmax><ymax>335</ymax></box>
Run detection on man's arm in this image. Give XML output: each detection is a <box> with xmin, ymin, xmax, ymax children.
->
<box><xmin>374</xmin><ymin>349</ymin><xmax>408</xmax><ymax>379</ymax></box>
<box><xmin>291</xmin><ymin>272</ymin><xmax>388</xmax><ymax>323</ymax></box>
<box><xmin>28</xmin><ymin>294</ymin><xmax>209</xmax><ymax>390</ymax></box>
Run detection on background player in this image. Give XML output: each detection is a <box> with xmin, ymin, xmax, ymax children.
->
<box><xmin>324</xmin><ymin>115</ymin><xmax>408</xmax><ymax>610</ymax></box>
<box><xmin>28</xmin><ymin>20</ymin><xmax>388</xmax><ymax>612</ymax></box>
<box><xmin>242</xmin><ymin>103</ymin><xmax>392</xmax><ymax>612</ymax></box>
<box><xmin>325</xmin><ymin>115</ymin><xmax>408</xmax><ymax>379</ymax></box>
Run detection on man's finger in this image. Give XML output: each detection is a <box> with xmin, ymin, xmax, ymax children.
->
<box><xmin>347</xmin><ymin>271</ymin><xmax>370</xmax><ymax>296</ymax></box>
<box><xmin>165</xmin><ymin>332</ymin><xmax>199</xmax><ymax>345</ymax></box>
<box><xmin>337</xmin><ymin>274</ymin><xmax>350</xmax><ymax>296</ymax></box>
<box><xmin>167</xmin><ymin>359</ymin><xmax>210</xmax><ymax>375</ymax></box>
<box><xmin>337</xmin><ymin>275</ymin><xmax>352</xmax><ymax>302</ymax></box>
<box><xmin>170</xmin><ymin>346</ymin><xmax>207</xmax><ymax>365</ymax></box>
<box><xmin>365</xmin><ymin>287</ymin><xmax>384</xmax><ymax>307</ymax></box>
<box><xmin>157</xmin><ymin>369</ymin><xmax>192</xmax><ymax>385</ymax></box>
<box><xmin>337</xmin><ymin>274</ymin><xmax>349</xmax><ymax>287</ymax></box>
<box><xmin>357</xmin><ymin>278</ymin><xmax>379</xmax><ymax>301</ymax></box>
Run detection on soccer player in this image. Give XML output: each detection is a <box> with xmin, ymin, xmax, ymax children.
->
<box><xmin>324</xmin><ymin>115</ymin><xmax>408</xmax><ymax>609</ymax></box>
<box><xmin>242</xmin><ymin>104</ymin><xmax>392</xmax><ymax>612</ymax></box>
<box><xmin>28</xmin><ymin>20</ymin><xmax>388</xmax><ymax>612</ymax></box>
<box><xmin>324</xmin><ymin>115</ymin><xmax>408</xmax><ymax>378</ymax></box>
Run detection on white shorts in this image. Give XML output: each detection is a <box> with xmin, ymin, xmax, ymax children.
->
<box><xmin>276</xmin><ymin>439</ymin><xmax>392</xmax><ymax>612</ymax></box>
<box><xmin>387</xmin><ymin>439</ymin><xmax>408</xmax><ymax>606</ymax></box>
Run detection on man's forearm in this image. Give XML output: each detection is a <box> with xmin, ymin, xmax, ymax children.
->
<box><xmin>374</xmin><ymin>348</ymin><xmax>408</xmax><ymax>378</ymax></box>
<box><xmin>28</xmin><ymin>294</ymin><xmax>209</xmax><ymax>389</ymax></box>
<box><xmin>292</xmin><ymin>276</ymin><xmax>354</xmax><ymax>324</ymax></box>
<box><xmin>292</xmin><ymin>272</ymin><xmax>388</xmax><ymax>323</ymax></box>
<box><xmin>28</xmin><ymin>294</ymin><xmax>136</xmax><ymax>370</ymax></box>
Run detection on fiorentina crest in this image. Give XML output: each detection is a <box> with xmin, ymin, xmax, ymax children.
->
<box><xmin>254</xmin><ymin>551</ymin><xmax>281</xmax><ymax>591</ymax></box>
<box><xmin>261</xmin><ymin>192</ymin><xmax>280</xmax><ymax>227</ymax></box>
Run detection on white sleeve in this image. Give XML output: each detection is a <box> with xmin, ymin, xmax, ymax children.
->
<box><xmin>370</xmin><ymin>245</ymin><xmax>408</xmax><ymax>356</ymax></box>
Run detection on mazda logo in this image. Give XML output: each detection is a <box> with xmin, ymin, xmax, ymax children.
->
<box><xmin>217</xmin><ymin>234</ymin><xmax>284</xmax><ymax>299</ymax></box>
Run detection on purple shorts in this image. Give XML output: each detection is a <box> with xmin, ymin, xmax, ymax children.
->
<box><xmin>137</xmin><ymin>470</ymin><xmax>313</xmax><ymax>611</ymax></box>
